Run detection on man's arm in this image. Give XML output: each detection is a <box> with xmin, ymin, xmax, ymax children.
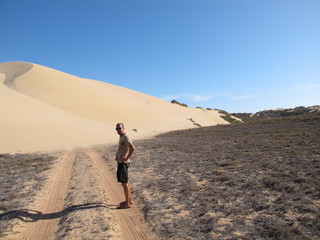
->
<box><xmin>122</xmin><ymin>143</ymin><xmax>135</xmax><ymax>161</ymax></box>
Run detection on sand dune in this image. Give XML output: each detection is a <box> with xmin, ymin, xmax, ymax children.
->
<box><xmin>0</xmin><ymin>62</ymin><xmax>228</xmax><ymax>153</ymax></box>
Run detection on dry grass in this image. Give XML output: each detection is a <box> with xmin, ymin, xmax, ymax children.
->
<box><xmin>0</xmin><ymin>152</ymin><xmax>56</xmax><ymax>237</ymax></box>
<box><xmin>100</xmin><ymin>113</ymin><xmax>320</xmax><ymax>239</ymax></box>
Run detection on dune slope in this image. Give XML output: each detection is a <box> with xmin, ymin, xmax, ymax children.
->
<box><xmin>0</xmin><ymin>62</ymin><xmax>227</xmax><ymax>153</ymax></box>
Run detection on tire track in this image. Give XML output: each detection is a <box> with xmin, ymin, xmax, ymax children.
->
<box><xmin>17</xmin><ymin>151</ymin><xmax>74</xmax><ymax>240</ymax></box>
<box><xmin>9</xmin><ymin>148</ymin><xmax>157</xmax><ymax>240</ymax></box>
<box><xmin>55</xmin><ymin>148</ymin><xmax>119</xmax><ymax>239</ymax></box>
<box><xmin>87</xmin><ymin>148</ymin><xmax>158</xmax><ymax>240</ymax></box>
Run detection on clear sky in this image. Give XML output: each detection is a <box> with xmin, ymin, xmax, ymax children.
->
<box><xmin>1</xmin><ymin>0</ymin><xmax>319</xmax><ymax>113</ymax></box>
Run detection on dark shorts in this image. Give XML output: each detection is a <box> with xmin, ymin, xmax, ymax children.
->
<box><xmin>117</xmin><ymin>162</ymin><xmax>130</xmax><ymax>183</ymax></box>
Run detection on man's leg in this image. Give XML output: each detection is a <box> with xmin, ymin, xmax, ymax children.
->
<box><xmin>128</xmin><ymin>182</ymin><xmax>132</xmax><ymax>204</ymax></box>
<box><xmin>122</xmin><ymin>182</ymin><xmax>131</xmax><ymax>207</ymax></box>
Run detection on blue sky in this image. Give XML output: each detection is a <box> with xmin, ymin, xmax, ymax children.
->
<box><xmin>1</xmin><ymin>0</ymin><xmax>319</xmax><ymax>113</ymax></box>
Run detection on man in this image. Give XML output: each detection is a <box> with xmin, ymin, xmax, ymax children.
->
<box><xmin>115</xmin><ymin>123</ymin><xmax>135</xmax><ymax>209</ymax></box>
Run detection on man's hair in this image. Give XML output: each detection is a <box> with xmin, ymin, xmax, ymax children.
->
<box><xmin>116</xmin><ymin>123</ymin><xmax>124</xmax><ymax>128</ymax></box>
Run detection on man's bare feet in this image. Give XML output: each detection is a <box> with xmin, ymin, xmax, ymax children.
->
<box><xmin>120</xmin><ymin>201</ymin><xmax>133</xmax><ymax>206</ymax></box>
<box><xmin>117</xmin><ymin>204</ymin><xmax>131</xmax><ymax>209</ymax></box>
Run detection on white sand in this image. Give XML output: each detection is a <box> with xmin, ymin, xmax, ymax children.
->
<box><xmin>0</xmin><ymin>62</ymin><xmax>228</xmax><ymax>153</ymax></box>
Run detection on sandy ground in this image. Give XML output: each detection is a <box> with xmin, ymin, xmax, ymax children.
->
<box><xmin>3</xmin><ymin>147</ymin><xmax>157</xmax><ymax>240</ymax></box>
<box><xmin>0</xmin><ymin>62</ymin><xmax>228</xmax><ymax>154</ymax></box>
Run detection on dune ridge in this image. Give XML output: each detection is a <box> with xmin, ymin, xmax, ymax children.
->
<box><xmin>0</xmin><ymin>62</ymin><xmax>228</xmax><ymax>153</ymax></box>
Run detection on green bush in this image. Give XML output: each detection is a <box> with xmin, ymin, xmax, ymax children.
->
<box><xmin>171</xmin><ymin>99</ymin><xmax>188</xmax><ymax>107</ymax></box>
<box><xmin>219</xmin><ymin>110</ymin><xmax>240</xmax><ymax>124</ymax></box>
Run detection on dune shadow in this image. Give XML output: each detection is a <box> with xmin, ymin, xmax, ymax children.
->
<box><xmin>0</xmin><ymin>62</ymin><xmax>33</xmax><ymax>89</ymax></box>
<box><xmin>0</xmin><ymin>202</ymin><xmax>117</xmax><ymax>223</ymax></box>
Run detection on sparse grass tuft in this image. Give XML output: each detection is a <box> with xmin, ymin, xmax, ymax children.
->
<box><xmin>187</xmin><ymin>118</ymin><xmax>202</xmax><ymax>127</ymax></box>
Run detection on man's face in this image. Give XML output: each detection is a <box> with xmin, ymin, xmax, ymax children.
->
<box><xmin>116</xmin><ymin>124</ymin><xmax>125</xmax><ymax>135</ymax></box>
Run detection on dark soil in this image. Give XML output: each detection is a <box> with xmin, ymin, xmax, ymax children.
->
<box><xmin>101</xmin><ymin>113</ymin><xmax>320</xmax><ymax>240</ymax></box>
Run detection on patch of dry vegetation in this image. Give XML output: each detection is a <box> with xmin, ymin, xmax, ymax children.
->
<box><xmin>100</xmin><ymin>113</ymin><xmax>320</xmax><ymax>239</ymax></box>
<box><xmin>0</xmin><ymin>153</ymin><xmax>56</xmax><ymax>237</ymax></box>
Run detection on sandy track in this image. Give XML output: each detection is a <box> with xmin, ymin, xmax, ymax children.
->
<box><xmin>12</xmin><ymin>151</ymin><xmax>75</xmax><ymax>240</ymax></box>
<box><xmin>8</xmin><ymin>148</ymin><xmax>157</xmax><ymax>240</ymax></box>
<box><xmin>87</xmin><ymin>148</ymin><xmax>158</xmax><ymax>240</ymax></box>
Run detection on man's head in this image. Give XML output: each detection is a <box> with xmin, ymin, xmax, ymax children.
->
<box><xmin>116</xmin><ymin>123</ymin><xmax>125</xmax><ymax>136</ymax></box>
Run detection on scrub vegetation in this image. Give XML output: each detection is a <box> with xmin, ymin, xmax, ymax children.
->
<box><xmin>102</xmin><ymin>113</ymin><xmax>320</xmax><ymax>239</ymax></box>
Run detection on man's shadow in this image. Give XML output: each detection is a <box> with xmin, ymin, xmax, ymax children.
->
<box><xmin>0</xmin><ymin>202</ymin><xmax>118</xmax><ymax>222</ymax></box>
